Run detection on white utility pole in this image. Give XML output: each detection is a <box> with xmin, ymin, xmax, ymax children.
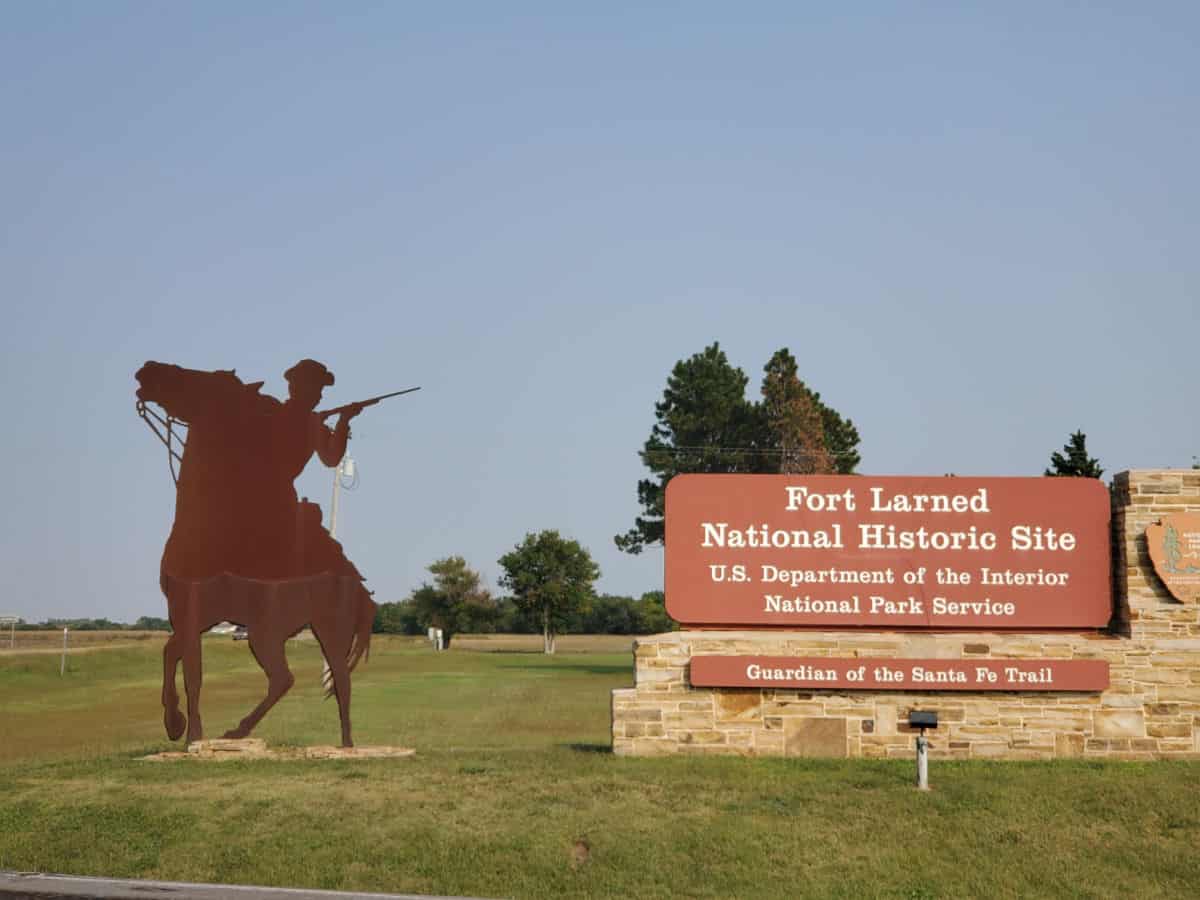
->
<box><xmin>328</xmin><ymin>455</ymin><xmax>357</xmax><ymax>538</ymax></box>
<box><xmin>324</xmin><ymin>455</ymin><xmax>358</xmax><ymax>686</ymax></box>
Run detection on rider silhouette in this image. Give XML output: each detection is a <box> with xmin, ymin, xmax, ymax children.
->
<box><xmin>256</xmin><ymin>359</ymin><xmax>364</xmax><ymax>577</ymax></box>
<box><xmin>272</xmin><ymin>359</ymin><xmax>362</xmax><ymax>479</ymax></box>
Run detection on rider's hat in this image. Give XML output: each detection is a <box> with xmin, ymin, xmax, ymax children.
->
<box><xmin>284</xmin><ymin>359</ymin><xmax>335</xmax><ymax>388</ymax></box>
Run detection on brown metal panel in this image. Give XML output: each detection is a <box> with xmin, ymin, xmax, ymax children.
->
<box><xmin>133</xmin><ymin>361</ymin><xmax>397</xmax><ymax>747</ymax></box>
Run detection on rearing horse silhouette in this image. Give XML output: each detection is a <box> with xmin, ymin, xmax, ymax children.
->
<box><xmin>136</xmin><ymin>362</ymin><xmax>375</xmax><ymax>747</ymax></box>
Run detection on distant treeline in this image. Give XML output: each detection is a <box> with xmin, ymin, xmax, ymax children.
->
<box><xmin>10</xmin><ymin>617</ymin><xmax>172</xmax><ymax>631</ymax></box>
<box><xmin>9</xmin><ymin>598</ymin><xmax>675</xmax><ymax>637</ymax></box>
<box><xmin>374</xmin><ymin>592</ymin><xmax>674</xmax><ymax>637</ymax></box>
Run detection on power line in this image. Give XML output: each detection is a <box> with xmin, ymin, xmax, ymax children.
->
<box><xmin>641</xmin><ymin>444</ymin><xmax>861</xmax><ymax>459</ymax></box>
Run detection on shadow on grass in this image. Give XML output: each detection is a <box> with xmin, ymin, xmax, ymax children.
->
<box><xmin>464</xmin><ymin>648</ymin><xmax>627</xmax><ymax>658</ymax></box>
<box><xmin>565</xmin><ymin>742</ymin><xmax>612</xmax><ymax>754</ymax></box>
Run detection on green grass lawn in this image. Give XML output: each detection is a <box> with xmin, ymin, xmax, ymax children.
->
<box><xmin>2</xmin><ymin>634</ymin><xmax>1198</xmax><ymax>899</ymax></box>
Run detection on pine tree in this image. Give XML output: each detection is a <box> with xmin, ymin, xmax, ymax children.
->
<box><xmin>761</xmin><ymin>348</ymin><xmax>832</xmax><ymax>474</ymax></box>
<box><xmin>1044</xmin><ymin>431</ymin><xmax>1103</xmax><ymax>478</ymax></box>
<box><xmin>614</xmin><ymin>343</ymin><xmax>764</xmax><ymax>554</ymax></box>
<box><xmin>616</xmin><ymin>343</ymin><xmax>861</xmax><ymax>554</ymax></box>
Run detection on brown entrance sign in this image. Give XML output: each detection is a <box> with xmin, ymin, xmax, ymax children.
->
<box><xmin>1146</xmin><ymin>514</ymin><xmax>1200</xmax><ymax>601</ymax></box>
<box><xmin>665</xmin><ymin>475</ymin><xmax>1111</xmax><ymax>629</ymax></box>
<box><xmin>690</xmin><ymin>656</ymin><xmax>1111</xmax><ymax>692</ymax></box>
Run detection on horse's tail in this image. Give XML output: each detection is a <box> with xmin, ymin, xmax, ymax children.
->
<box><xmin>347</xmin><ymin>583</ymin><xmax>375</xmax><ymax>675</ymax></box>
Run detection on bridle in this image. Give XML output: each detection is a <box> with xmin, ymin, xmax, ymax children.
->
<box><xmin>136</xmin><ymin>400</ymin><xmax>188</xmax><ymax>486</ymax></box>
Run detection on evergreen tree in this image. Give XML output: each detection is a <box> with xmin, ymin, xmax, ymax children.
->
<box><xmin>616</xmin><ymin>343</ymin><xmax>861</xmax><ymax>553</ymax></box>
<box><xmin>761</xmin><ymin>348</ymin><xmax>832</xmax><ymax>474</ymax></box>
<box><xmin>614</xmin><ymin>343</ymin><xmax>765</xmax><ymax>554</ymax></box>
<box><xmin>1045</xmin><ymin>431</ymin><xmax>1103</xmax><ymax>478</ymax></box>
<box><xmin>814</xmin><ymin>391</ymin><xmax>862</xmax><ymax>474</ymax></box>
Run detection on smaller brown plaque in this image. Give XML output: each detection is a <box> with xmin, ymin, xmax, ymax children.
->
<box><xmin>1146</xmin><ymin>515</ymin><xmax>1200</xmax><ymax>601</ymax></box>
<box><xmin>690</xmin><ymin>656</ymin><xmax>1110</xmax><ymax>692</ymax></box>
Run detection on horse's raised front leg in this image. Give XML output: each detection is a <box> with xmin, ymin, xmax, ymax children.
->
<box><xmin>161</xmin><ymin>633</ymin><xmax>186</xmax><ymax>741</ymax></box>
<box><xmin>181</xmin><ymin>631</ymin><xmax>204</xmax><ymax>743</ymax></box>
<box><xmin>223</xmin><ymin>631</ymin><xmax>293</xmax><ymax>739</ymax></box>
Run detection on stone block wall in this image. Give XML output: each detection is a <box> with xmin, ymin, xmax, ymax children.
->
<box><xmin>611</xmin><ymin>470</ymin><xmax>1200</xmax><ymax>760</ymax></box>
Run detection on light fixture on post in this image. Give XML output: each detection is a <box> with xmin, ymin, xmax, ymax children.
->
<box><xmin>329</xmin><ymin>454</ymin><xmax>359</xmax><ymax>539</ymax></box>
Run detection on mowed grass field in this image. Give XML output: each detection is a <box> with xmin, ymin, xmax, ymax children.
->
<box><xmin>2</xmin><ymin>634</ymin><xmax>1199</xmax><ymax>899</ymax></box>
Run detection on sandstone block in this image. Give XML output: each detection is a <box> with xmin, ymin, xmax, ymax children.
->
<box><xmin>680</xmin><ymin>730</ymin><xmax>726</xmax><ymax>745</ymax></box>
<box><xmin>638</xmin><ymin>667</ymin><xmax>683</xmax><ymax>685</ymax></box>
<box><xmin>622</xmin><ymin>708</ymin><xmax>664</xmax><ymax>722</ymax></box>
<box><xmin>1102</xmin><ymin>693</ymin><xmax>1146</xmax><ymax>708</ymax></box>
<box><xmin>1147</xmin><ymin>703</ymin><xmax>1181</xmax><ymax>716</ymax></box>
<box><xmin>755</xmin><ymin>732</ymin><xmax>785</xmax><ymax>755</ymax></box>
<box><xmin>663</xmin><ymin>713</ymin><xmax>714</xmax><ymax>730</ymax></box>
<box><xmin>784</xmin><ymin>717</ymin><xmax>848</xmax><ymax>758</ymax></box>
<box><xmin>1056</xmin><ymin>733</ymin><xmax>1085</xmax><ymax>757</ymax></box>
<box><xmin>715</xmin><ymin>691</ymin><xmax>762</xmax><ymax>722</ymax></box>
<box><xmin>631</xmin><ymin>738</ymin><xmax>675</xmax><ymax>756</ymax></box>
<box><xmin>762</xmin><ymin>701</ymin><xmax>827</xmax><ymax>717</ymax></box>
<box><xmin>1131</xmin><ymin>669</ymin><xmax>1190</xmax><ymax>685</ymax></box>
<box><xmin>1095</xmin><ymin>709</ymin><xmax>1146</xmax><ymax>738</ymax></box>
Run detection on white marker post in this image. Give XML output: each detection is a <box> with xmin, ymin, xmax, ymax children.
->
<box><xmin>0</xmin><ymin>616</ymin><xmax>16</xmax><ymax>649</ymax></box>
<box><xmin>60</xmin><ymin>627</ymin><xmax>68</xmax><ymax>676</ymax></box>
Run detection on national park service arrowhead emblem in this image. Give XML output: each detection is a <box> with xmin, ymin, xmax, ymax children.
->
<box><xmin>1146</xmin><ymin>514</ymin><xmax>1200</xmax><ymax>601</ymax></box>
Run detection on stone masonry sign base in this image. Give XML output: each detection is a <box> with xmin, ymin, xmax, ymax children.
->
<box><xmin>612</xmin><ymin>470</ymin><xmax>1200</xmax><ymax>760</ymax></box>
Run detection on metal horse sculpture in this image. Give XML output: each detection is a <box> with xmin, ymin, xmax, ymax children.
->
<box><xmin>135</xmin><ymin>361</ymin><xmax>376</xmax><ymax>747</ymax></box>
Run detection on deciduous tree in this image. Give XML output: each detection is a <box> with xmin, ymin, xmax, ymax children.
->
<box><xmin>498</xmin><ymin>531</ymin><xmax>600</xmax><ymax>654</ymax></box>
<box><xmin>408</xmin><ymin>556</ymin><xmax>497</xmax><ymax>647</ymax></box>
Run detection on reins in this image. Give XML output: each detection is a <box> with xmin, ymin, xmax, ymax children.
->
<box><xmin>136</xmin><ymin>400</ymin><xmax>187</xmax><ymax>485</ymax></box>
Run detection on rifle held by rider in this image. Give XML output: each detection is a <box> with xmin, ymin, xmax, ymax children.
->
<box><xmin>317</xmin><ymin>387</ymin><xmax>421</xmax><ymax>420</ymax></box>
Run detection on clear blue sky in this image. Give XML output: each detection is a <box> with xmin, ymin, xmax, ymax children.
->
<box><xmin>2</xmin><ymin>3</ymin><xmax>1197</xmax><ymax>622</ymax></box>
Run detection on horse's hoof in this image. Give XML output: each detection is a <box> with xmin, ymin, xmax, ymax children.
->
<box><xmin>164</xmin><ymin>708</ymin><xmax>186</xmax><ymax>741</ymax></box>
<box><xmin>222</xmin><ymin>728</ymin><xmax>249</xmax><ymax>739</ymax></box>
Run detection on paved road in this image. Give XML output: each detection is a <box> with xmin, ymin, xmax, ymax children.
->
<box><xmin>0</xmin><ymin>873</ymin><xmax>486</xmax><ymax>900</ymax></box>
